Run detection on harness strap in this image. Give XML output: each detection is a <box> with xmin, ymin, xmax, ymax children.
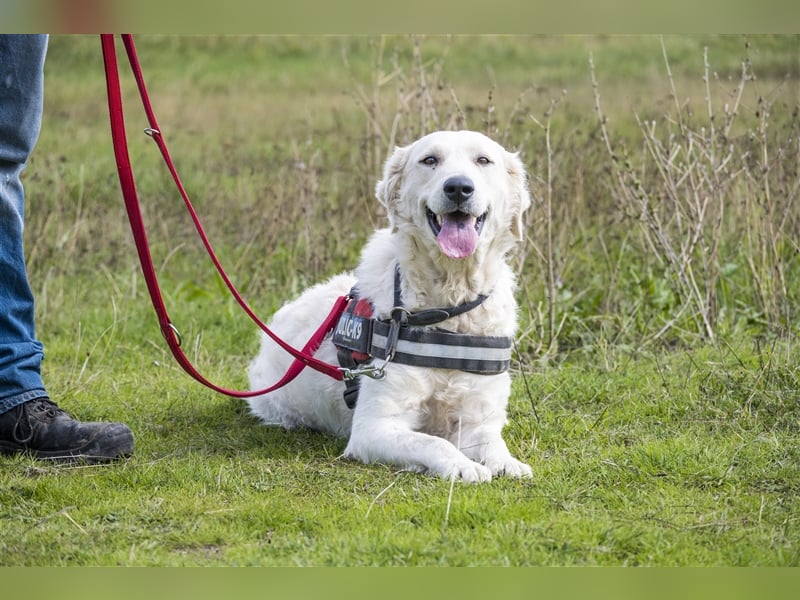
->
<box><xmin>391</xmin><ymin>266</ymin><xmax>489</xmax><ymax>327</ymax></box>
<box><xmin>336</xmin><ymin>346</ymin><xmax>362</xmax><ymax>409</ymax></box>
<box><xmin>101</xmin><ymin>34</ymin><xmax>345</xmax><ymax>397</ymax></box>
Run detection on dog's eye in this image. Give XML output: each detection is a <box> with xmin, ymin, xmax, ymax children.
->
<box><xmin>476</xmin><ymin>155</ymin><xmax>493</xmax><ymax>165</ymax></box>
<box><xmin>420</xmin><ymin>155</ymin><xmax>438</xmax><ymax>167</ymax></box>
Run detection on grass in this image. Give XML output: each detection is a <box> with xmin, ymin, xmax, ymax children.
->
<box><xmin>1</xmin><ymin>34</ymin><xmax>799</xmax><ymax>566</ymax></box>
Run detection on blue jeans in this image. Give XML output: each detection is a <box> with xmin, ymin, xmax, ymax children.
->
<box><xmin>0</xmin><ymin>34</ymin><xmax>49</xmax><ymax>414</ymax></box>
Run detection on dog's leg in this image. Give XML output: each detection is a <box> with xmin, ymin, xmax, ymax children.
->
<box><xmin>345</xmin><ymin>422</ymin><xmax>493</xmax><ymax>482</ymax></box>
<box><xmin>453</xmin><ymin>375</ymin><xmax>532</xmax><ymax>478</ymax></box>
<box><xmin>344</xmin><ymin>374</ymin><xmax>494</xmax><ymax>482</ymax></box>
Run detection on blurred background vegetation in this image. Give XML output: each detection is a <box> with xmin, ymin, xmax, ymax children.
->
<box><xmin>30</xmin><ymin>35</ymin><xmax>799</xmax><ymax>365</ymax></box>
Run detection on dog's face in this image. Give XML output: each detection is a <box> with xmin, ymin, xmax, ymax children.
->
<box><xmin>376</xmin><ymin>130</ymin><xmax>531</xmax><ymax>260</ymax></box>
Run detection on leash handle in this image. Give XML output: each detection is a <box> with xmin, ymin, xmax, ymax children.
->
<box><xmin>101</xmin><ymin>33</ymin><xmax>344</xmax><ymax>397</ymax></box>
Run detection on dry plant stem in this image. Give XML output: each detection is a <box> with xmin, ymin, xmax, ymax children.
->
<box><xmin>442</xmin><ymin>416</ymin><xmax>462</xmax><ymax>533</ymax></box>
<box><xmin>543</xmin><ymin>108</ymin><xmax>558</xmax><ymax>355</ymax></box>
<box><xmin>662</xmin><ymin>37</ymin><xmax>685</xmax><ymax>131</ymax></box>
<box><xmin>755</xmin><ymin>93</ymin><xmax>788</xmax><ymax>322</ymax></box>
<box><xmin>529</xmin><ymin>100</ymin><xmax>560</xmax><ymax>357</ymax></box>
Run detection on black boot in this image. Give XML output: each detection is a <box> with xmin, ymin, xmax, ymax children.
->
<box><xmin>0</xmin><ymin>397</ymin><xmax>134</xmax><ymax>462</ymax></box>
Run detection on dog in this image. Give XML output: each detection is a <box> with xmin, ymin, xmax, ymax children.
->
<box><xmin>247</xmin><ymin>130</ymin><xmax>532</xmax><ymax>482</ymax></box>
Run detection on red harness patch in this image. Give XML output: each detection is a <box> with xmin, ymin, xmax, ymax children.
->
<box><xmin>348</xmin><ymin>298</ymin><xmax>373</xmax><ymax>361</ymax></box>
<box><xmin>333</xmin><ymin>295</ymin><xmax>374</xmax><ymax>362</ymax></box>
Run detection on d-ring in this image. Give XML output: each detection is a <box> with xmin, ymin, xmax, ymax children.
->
<box><xmin>164</xmin><ymin>322</ymin><xmax>182</xmax><ymax>347</ymax></box>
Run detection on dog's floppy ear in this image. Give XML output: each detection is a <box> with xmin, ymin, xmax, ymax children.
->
<box><xmin>375</xmin><ymin>143</ymin><xmax>411</xmax><ymax>211</ymax></box>
<box><xmin>504</xmin><ymin>150</ymin><xmax>531</xmax><ymax>240</ymax></box>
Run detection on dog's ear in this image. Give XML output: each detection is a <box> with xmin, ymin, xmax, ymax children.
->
<box><xmin>505</xmin><ymin>150</ymin><xmax>531</xmax><ymax>241</ymax></box>
<box><xmin>375</xmin><ymin>144</ymin><xmax>410</xmax><ymax>211</ymax></box>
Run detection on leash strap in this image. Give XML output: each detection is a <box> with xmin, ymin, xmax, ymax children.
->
<box><xmin>100</xmin><ymin>33</ymin><xmax>345</xmax><ymax>397</ymax></box>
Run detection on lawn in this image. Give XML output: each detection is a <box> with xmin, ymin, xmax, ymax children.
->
<box><xmin>1</xmin><ymin>34</ymin><xmax>799</xmax><ymax>567</ymax></box>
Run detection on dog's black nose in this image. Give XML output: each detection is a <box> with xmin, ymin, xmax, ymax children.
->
<box><xmin>443</xmin><ymin>176</ymin><xmax>474</xmax><ymax>205</ymax></box>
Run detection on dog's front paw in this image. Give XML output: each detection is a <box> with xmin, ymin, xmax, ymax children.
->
<box><xmin>486</xmin><ymin>456</ymin><xmax>532</xmax><ymax>478</ymax></box>
<box><xmin>441</xmin><ymin>459</ymin><xmax>493</xmax><ymax>483</ymax></box>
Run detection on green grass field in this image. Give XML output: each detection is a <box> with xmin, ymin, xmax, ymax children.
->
<box><xmin>1</xmin><ymin>34</ymin><xmax>799</xmax><ymax>566</ymax></box>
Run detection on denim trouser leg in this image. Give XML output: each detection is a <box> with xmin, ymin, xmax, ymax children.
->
<box><xmin>0</xmin><ymin>34</ymin><xmax>49</xmax><ymax>414</ymax></box>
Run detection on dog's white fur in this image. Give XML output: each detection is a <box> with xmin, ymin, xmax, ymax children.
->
<box><xmin>247</xmin><ymin>130</ymin><xmax>532</xmax><ymax>482</ymax></box>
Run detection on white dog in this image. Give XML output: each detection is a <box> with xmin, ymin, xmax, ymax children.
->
<box><xmin>248</xmin><ymin>130</ymin><xmax>532</xmax><ymax>482</ymax></box>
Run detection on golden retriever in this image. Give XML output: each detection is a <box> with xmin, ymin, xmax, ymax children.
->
<box><xmin>248</xmin><ymin>130</ymin><xmax>532</xmax><ymax>482</ymax></box>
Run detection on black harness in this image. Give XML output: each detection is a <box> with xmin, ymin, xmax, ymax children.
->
<box><xmin>332</xmin><ymin>267</ymin><xmax>513</xmax><ymax>408</ymax></box>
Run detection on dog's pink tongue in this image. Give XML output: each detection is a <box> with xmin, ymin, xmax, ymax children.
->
<box><xmin>437</xmin><ymin>213</ymin><xmax>478</xmax><ymax>259</ymax></box>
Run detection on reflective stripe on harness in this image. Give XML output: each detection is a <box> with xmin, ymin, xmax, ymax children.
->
<box><xmin>368</xmin><ymin>322</ymin><xmax>512</xmax><ymax>374</ymax></box>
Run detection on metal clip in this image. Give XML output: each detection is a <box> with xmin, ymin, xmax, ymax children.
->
<box><xmin>164</xmin><ymin>322</ymin><xmax>182</xmax><ymax>347</ymax></box>
<box><xmin>340</xmin><ymin>361</ymin><xmax>387</xmax><ymax>381</ymax></box>
<box><xmin>143</xmin><ymin>127</ymin><xmax>161</xmax><ymax>137</ymax></box>
<box><xmin>383</xmin><ymin>316</ymin><xmax>403</xmax><ymax>362</ymax></box>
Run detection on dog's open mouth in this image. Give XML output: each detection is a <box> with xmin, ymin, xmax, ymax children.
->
<box><xmin>426</xmin><ymin>208</ymin><xmax>487</xmax><ymax>259</ymax></box>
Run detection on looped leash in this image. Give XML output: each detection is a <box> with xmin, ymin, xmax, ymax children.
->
<box><xmin>100</xmin><ymin>34</ymin><xmax>345</xmax><ymax>397</ymax></box>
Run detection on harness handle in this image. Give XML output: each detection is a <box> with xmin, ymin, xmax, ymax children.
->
<box><xmin>101</xmin><ymin>33</ymin><xmax>345</xmax><ymax>397</ymax></box>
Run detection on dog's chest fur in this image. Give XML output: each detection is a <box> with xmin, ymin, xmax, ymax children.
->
<box><xmin>417</xmin><ymin>373</ymin><xmax>483</xmax><ymax>437</ymax></box>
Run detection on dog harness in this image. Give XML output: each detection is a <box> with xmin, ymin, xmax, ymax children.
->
<box><xmin>332</xmin><ymin>267</ymin><xmax>513</xmax><ymax>408</ymax></box>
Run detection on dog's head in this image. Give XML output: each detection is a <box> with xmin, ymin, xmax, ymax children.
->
<box><xmin>375</xmin><ymin>130</ymin><xmax>531</xmax><ymax>260</ymax></box>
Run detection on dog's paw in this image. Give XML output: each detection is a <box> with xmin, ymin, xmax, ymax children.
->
<box><xmin>440</xmin><ymin>459</ymin><xmax>493</xmax><ymax>483</ymax></box>
<box><xmin>486</xmin><ymin>456</ymin><xmax>532</xmax><ymax>478</ymax></box>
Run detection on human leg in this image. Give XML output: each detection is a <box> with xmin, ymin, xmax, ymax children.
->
<box><xmin>0</xmin><ymin>34</ymin><xmax>133</xmax><ymax>461</ymax></box>
<box><xmin>0</xmin><ymin>34</ymin><xmax>49</xmax><ymax>413</ymax></box>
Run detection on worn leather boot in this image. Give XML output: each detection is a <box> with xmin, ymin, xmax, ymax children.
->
<box><xmin>0</xmin><ymin>398</ymin><xmax>134</xmax><ymax>462</ymax></box>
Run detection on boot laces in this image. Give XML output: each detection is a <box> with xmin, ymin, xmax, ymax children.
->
<box><xmin>12</xmin><ymin>398</ymin><xmax>63</xmax><ymax>444</ymax></box>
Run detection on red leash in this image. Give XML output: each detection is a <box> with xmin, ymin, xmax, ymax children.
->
<box><xmin>100</xmin><ymin>33</ymin><xmax>345</xmax><ymax>397</ymax></box>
